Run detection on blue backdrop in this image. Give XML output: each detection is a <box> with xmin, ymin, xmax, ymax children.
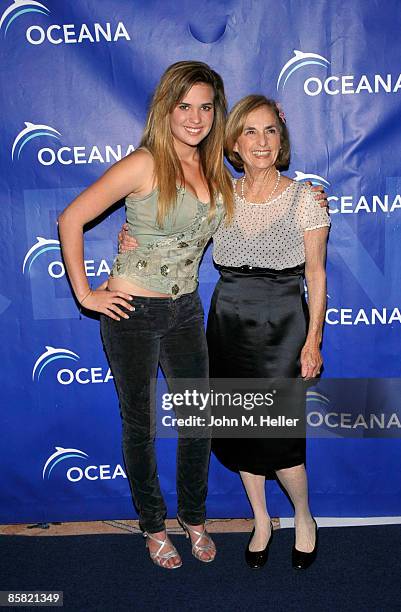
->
<box><xmin>1</xmin><ymin>0</ymin><xmax>400</xmax><ymax>523</ymax></box>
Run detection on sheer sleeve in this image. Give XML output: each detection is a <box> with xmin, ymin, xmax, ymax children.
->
<box><xmin>300</xmin><ymin>186</ymin><xmax>331</xmax><ymax>232</ymax></box>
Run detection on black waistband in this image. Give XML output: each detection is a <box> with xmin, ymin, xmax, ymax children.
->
<box><xmin>215</xmin><ymin>263</ymin><xmax>305</xmax><ymax>277</ymax></box>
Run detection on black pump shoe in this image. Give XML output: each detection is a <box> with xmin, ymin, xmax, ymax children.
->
<box><xmin>245</xmin><ymin>522</ymin><xmax>273</xmax><ymax>569</ymax></box>
<box><xmin>292</xmin><ymin>518</ymin><xmax>318</xmax><ymax>570</ymax></box>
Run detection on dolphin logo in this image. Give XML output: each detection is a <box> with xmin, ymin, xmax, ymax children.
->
<box><xmin>22</xmin><ymin>237</ymin><xmax>61</xmax><ymax>274</ymax></box>
<box><xmin>0</xmin><ymin>1</ymin><xmax>50</xmax><ymax>37</ymax></box>
<box><xmin>306</xmin><ymin>390</ymin><xmax>330</xmax><ymax>405</ymax></box>
<box><xmin>11</xmin><ymin>122</ymin><xmax>61</xmax><ymax>160</ymax></box>
<box><xmin>294</xmin><ymin>171</ymin><xmax>330</xmax><ymax>188</ymax></box>
<box><xmin>277</xmin><ymin>50</ymin><xmax>330</xmax><ymax>91</ymax></box>
<box><xmin>42</xmin><ymin>446</ymin><xmax>88</xmax><ymax>480</ymax></box>
<box><xmin>32</xmin><ymin>346</ymin><xmax>80</xmax><ymax>381</ymax></box>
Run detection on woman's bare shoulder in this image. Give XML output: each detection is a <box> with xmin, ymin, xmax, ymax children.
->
<box><xmin>122</xmin><ymin>148</ymin><xmax>154</xmax><ymax>174</ymax></box>
<box><xmin>116</xmin><ymin>148</ymin><xmax>155</xmax><ymax>196</ymax></box>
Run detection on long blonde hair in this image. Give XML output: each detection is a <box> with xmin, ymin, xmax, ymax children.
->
<box><xmin>140</xmin><ymin>61</ymin><xmax>233</xmax><ymax>225</ymax></box>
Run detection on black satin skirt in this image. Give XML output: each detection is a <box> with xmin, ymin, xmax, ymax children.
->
<box><xmin>207</xmin><ymin>264</ymin><xmax>308</xmax><ymax>476</ymax></box>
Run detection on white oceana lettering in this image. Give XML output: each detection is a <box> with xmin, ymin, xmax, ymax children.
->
<box><xmin>67</xmin><ymin>464</ymin><xmax>127</xmax><ymax>482</ymax></box>
<box><xmin>328</xmin><ymin>194</ymin><xmax>401</xmax><ymax>214</ymax></box>
<box><xmin>48</xmin><ymin>259</ymin><xmax>111</xmax><ymax>279</ymax></box>
<box><xmin>307</xmin><ymin>412</ymin><xmax>401</xmax><ymax>429</ymax></box>
<box><xmin>326</xmin><ymin>308</ymin><xmax>401</xmax><ymax>325</ymax></box>
<box><xmin>56</xmin><ymin>367</ymin><xmax>114</xmax><ymax>385</ymax></box>
<box><xmin>26</xmin><ymin>22</ymin><xmax>131</xmax><ymax>45</ymax></box>
<box><xmin>37</xmin><ymin>144</ymin><xmax>135</xmax><ymax>166</ymax></box>
<box><xmin>304</xmin><ymin>74</ymin><xmax>401</xmax><ymax>96</ymax></box>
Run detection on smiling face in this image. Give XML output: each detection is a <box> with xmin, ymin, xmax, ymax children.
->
<box><xmin>169</xmin><ymin>82</ymin><xmax>215</xmax><ymax>153</ymax></box>
<box><xmin>233</xmin><ymin>105</ymin><xmax>281</xmax><ymax>173</ymax></box>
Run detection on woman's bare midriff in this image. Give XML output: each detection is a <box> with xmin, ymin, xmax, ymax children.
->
<box><xmin>108</xmin><ymin>276</ymin><xmax>171</xmax><ymax>298</ymax></box>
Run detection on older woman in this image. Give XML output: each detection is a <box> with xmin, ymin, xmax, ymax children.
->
<box><xmin>208</xmin><ymin>95</ymin><xmax>330</xmax><ymax>570</ymax></box>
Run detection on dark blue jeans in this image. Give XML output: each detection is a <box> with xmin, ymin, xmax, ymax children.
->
<box><xmin>100</xmin><ymin>290</ymin><xmax>210</xmax><ymax>533</ymax></box>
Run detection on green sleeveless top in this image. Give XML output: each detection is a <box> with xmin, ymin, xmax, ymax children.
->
<box><xmin>110</xmin><ymin>186</ymin><xmax>224</xmax><ymax>298</ymax></box>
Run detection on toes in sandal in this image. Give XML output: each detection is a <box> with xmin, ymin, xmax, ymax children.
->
<box><xmin>177</xmin><ymin>516</ymin><xmax>216</xmax><ymax>563</ymax></box>
<box><xmin>144</xmin><ymin>531</ymin><xmax>182</xmax><ymax>569</ymax></box>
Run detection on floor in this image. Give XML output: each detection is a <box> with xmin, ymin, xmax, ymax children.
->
<box><xmin>0</xmin><ymin>518</ymin><xmax>280</xmax><ymax>537</ymax></box>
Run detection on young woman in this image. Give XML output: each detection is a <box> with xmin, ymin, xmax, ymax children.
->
<box><xmin>58</xmin><ymin>61</ymin><xmax>233</xmax><ymax>569</ymax></box>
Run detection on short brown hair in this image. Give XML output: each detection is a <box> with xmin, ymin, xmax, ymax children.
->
<box><xmin>225</xmin><ymin>95</ymin><xmax>290</xmax><ymax>171</ymax></box>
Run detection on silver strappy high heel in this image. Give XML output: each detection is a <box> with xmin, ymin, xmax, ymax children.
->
<box><xmin>177</xmin><ymin>516</ymin><xmax>216</xmax><ymax>563</ymax></box>
<box><xmin>143</xmin><ymin>531</ymin><xmax>182</xmax><ymax>569</ymax></box>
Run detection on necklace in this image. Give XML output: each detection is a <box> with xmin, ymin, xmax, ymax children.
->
<box><xmin>241</xmin><ymin>169</ymin><xmax>281</xmax><ymax>204</ymax></box>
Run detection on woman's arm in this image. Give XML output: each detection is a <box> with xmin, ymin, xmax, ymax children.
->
<box><xmin>115</xmin><ymin>182</ymin><xmax>329</xmax><ymax>254</ymax></box>
<box><xmin>301</xmin><ymin>227</ymin><xmax>329</xmax><ymax>378</ymax></box>
<box><xmin>58</xmin><ymin>150</ymin><xmax>152</xmax><ymax>319</ymax></box>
